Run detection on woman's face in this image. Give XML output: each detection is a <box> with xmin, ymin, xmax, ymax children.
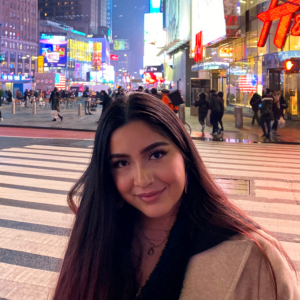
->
<box><xmin>110</xmin><ymin>121</ymin><xmax>186</xmax><ymax>219</ymax></box>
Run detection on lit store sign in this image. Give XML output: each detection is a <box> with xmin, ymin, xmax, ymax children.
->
<box><xmin>219</xmin><ymin>47</ymin><xmax>233</xmax><ymax>57</ymax></box>
<box><xmin>1</xmin><ymin>74</ymin><xmax>30</xmax><ymax>81</ymax></box>
<box><xmin>258</xmin><ymin>0</ymin><xmax>300</xmax><ymax>49</ymax></box>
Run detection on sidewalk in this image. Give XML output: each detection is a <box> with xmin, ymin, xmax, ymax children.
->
<box><xmin>1</xmin><ymin>104</ymin><xmax>300</xmax><ymax>144</ymax></box>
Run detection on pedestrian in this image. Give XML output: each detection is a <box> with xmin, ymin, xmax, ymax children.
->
<box><xmin>178</xmin><ymin>90</ymin><xmax>186</xmax><ymax>103</ymax></box>
<box><xmin>162</xmin><ymin>89</ymin><xmax>178</xmax><ymax>113</ymax></box>
<box><xmin>150</xmin><ymin>88</ymin><xmax>162</xmax><ymax>100</ymax></box>
<box><xmin>7</xmin><ymin>90</ymin><xmax>12</xmax><ymax>103</ymax></box>
<box><xmin>51</xmin><ymin>88</ymin><xmax>63</xmax><ymax>122</ymax></box>
<box><xmin>97</xmin><ymin>90</ymin><xmax>113</xmax><ymax>124</ymax></box>
<box><xmin>250</xmin><ymin>92</ymin><xmax>262</xmax><ymax>125</ymax></box>
<box><xmin>260</xmin><ymin>89</ymin><xmax>274</xmax><ymax>139</ymax></box>
<box><xmin>38</xmin><ymin>90</ymin><xmax>44</xmax><ymax>106</ymax></box>
<box><xmin>195</xmin><ymin>92</ymin><xmax>209</xmax><ymax>136</ymax></box>
<box><xmin>53</xmin><ymin>93</ymin><xmax>299</xmax><ymax>300</ymax></box>
<box><xmin>209</xmin><ymin>90</ymin><xmax>221</xmax><ymax>136</ymax></box>
<box><xmin>271</xmin><ymin>91</ymin><xmax>281</xmax><ymax>136</ymax></box>
<box><xmin>16</xmin><ymin>89</ymin><xmax>23</xmax><ymax>101</ymax></box>
<box><xmin>278</xmin><ymin>90</ymin><xmax>288</xmax><ymax>118</ymax></box>
<box><xmin>144</xmin><ymin>89</ymin><xmax>150</xmax><ymax>94</ymax></box>
<box><xmin>138</xmin><ymin>86</ymin><xmax>144</xmax><ymax>92</ymax></box>
<box><xmin>83</xmin><ymin>87</ymin><xmax>92</xmax><ymax>115</ymax></box>
<box><xmin>217</xmin><ymin>91</ymin><xmax>225</xmax><ymax>134</ymax></box>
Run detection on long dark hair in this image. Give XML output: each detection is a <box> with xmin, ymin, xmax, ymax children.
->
<box><xmin>53</xmin><ymin>93</ymin><xmax>295</xmax><ymax>300</ymax></box>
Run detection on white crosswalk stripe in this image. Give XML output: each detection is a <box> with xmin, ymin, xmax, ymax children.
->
<box><xmin>0</xmin><ymin>142</ymin><xmax>299</xmax><ymax>299</ymax></box>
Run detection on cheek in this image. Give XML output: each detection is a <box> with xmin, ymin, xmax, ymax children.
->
<box><xmin>158</xmin><ymin>155</ymin><xmax>186</xmax><ymax>189</ymax></box>
<box><xmin>113</xmin><ymin>171</ymin><xmax>133</xmax><ymax>196</ymax></box>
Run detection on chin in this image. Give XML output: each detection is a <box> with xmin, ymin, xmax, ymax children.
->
<box><xmin>140</xmin><ymin>204</ymin><xmax>175</xmax><ymax>219</ymax></box>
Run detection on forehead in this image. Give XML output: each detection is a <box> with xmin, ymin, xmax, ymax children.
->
<box><xmin>110</xmin><ymin>121</ymin><xmax>169</xmax><ymax>154</ymax></box>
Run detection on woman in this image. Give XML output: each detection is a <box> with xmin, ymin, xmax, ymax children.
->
<box><xmin>38</xmin><ymin>90</ymin><xmax>44</xmax><ymax>106</ymax></box>
<box><xmin>53</xmin><ymin>93</ymin><xmax>299</xmax><ymax>300</ymax></box>
<box><xmin>83</xmin><ymin>87</ymin><xmax>92</xmax><ymax>115</ymax></box>
<box><xmin>51</xmin><ymin>89</ymin><xmax>63</xmax><ymax>122</ymax></box>
<box><xmin>195</xmin><ymin>92</ymin><xmax>209</xmax><ymax>136</ymax></box>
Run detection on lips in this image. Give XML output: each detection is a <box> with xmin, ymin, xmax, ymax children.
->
<box><xmin>136</xmin><ymin>188</ymin><xmax>166</xmax><ymax>203</ymax></box>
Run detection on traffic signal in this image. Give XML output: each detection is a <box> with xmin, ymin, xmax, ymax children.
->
<box><xmin>285</xmin><ymin>59</ymin><xmax>300</xmax><ymax>73</ymax></box>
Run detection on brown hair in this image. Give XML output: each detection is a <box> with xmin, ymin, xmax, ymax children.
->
<box><xmin>53</xmin><ymin>92</ymin><xmax>295</xmax><ymax>300</ymax></box>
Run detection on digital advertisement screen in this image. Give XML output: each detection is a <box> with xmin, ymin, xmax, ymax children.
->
<box><xmin>39</xmin><ymin>34</ymin><xmax>67</xmax><ymax>68</ymax></box>
<box><xmin>191</xmin><ymin>0</ymin><xmax>226</xmax><ymax>48</ymax></box>
<box><xmin>144</xmin><ymin>13</ymin><xmax>164</xmax><ymax>67</ymax></box>
<box><xmin>113</xmin><ymin>39</ymin><xmax>129</xmax><ymax>51</ymax></box>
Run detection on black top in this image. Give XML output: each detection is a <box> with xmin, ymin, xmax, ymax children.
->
<box><xmin>195</xmin><ymin>98</ymin><xmax>209</xmax><ymax>115</ymax></box>
<box><xmin>136</xmin><ymin>206</ymin><xmax>236</xmax><ymax>300</ymax></box>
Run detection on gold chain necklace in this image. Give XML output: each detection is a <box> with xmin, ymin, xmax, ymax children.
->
<box><xmin>139</xmin><ymin>229</ymin><xmax>170</xmax><ymax>256</ymax></box>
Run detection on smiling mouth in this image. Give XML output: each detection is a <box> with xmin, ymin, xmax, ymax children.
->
<box><xmin>136</xmin><ymin>188</ymin><xmax>166</xmax><ymax>203</ymax></box>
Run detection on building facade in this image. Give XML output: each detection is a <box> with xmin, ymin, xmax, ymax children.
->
<box><xmin>38</xmin><ymin>0</ymin><xmax>107</xmax><ymax>35</ymax></box>
<box><xmin>39</xmin><ymin>20</ymin><xmax>92</xmax><ymax>82</ymax></box>
<box><xmin>0</xmin><ymin>0</ymin><xmax>39</xmax><ymax>78</ymax></box>
<box><xmin>110</xmin><ymin>0</ymin><xmax>149</xmax><ymax>81</ymax></box>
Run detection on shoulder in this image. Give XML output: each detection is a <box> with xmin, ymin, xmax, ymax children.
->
<box><xmin>180</xmin><ymin>232</ymin><xmax>300</xmax><ymax>300</ymax></box>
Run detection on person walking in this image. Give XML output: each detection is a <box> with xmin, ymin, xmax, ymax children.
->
<box><xmin>250</xmin><ymin>92</ymin><xmax>261</xmax><ymax>125</ymax></box>
<box><xmin>7</xmin><ymin>90</ymin><xmax>12</xmax><ymax>103</ymax></box>
<box><xmin>51</xmin><ymin>89</ymin><xmax>63</xmax><ymax>122</ymax></box>
<box><xmin>162</xmin><ymin>89</ymin><xmax>178</xmax><ymax>114</ymax></box>
<box><xmin>260</xmin><ymin>89</ymin><xmax>274</xmax><ymax>139</ymax></box>
<box><xmin>38</xmin><ymin>90</ymin><xmax>44</xmax><ymax>106</ymax></box>
<box><xmin>217</xmin><ymin>91</ymin><xmax>225</xmax><ymax>134</ymax></box>
<box><xmin>83</xmin><ymin>87</ymin><xmax>92</xmax><ymax>115</ymax></box>
<box><xmin>53</xmin><ymin>93</ymin><xmax>299</xmax><ymax>300</ymax></box>
<box><xmin>271</xmin><ymin>91</ymin><xmax>281</xmax><ymax>136</ymax></box>
<box><xmin>278</xmin><ymin>90</ymin><xmax>288</xmax><ymax>118</ymax></box>
<box><xmin>195</xmin><ymin>92</ymin><xmax>209</xmax><ymax>136</ymax></box>
<box><xmin>209</xmin><ymin>90</ymin><xmax>221</xmax><ymax>136</ymax></box>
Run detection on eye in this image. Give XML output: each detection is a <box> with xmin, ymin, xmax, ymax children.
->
<box><xmin>149</xmin><ymin>150</ymin><xmax>167</xmax><ymax>160</ymax></box>
<box><xmin>112</xmin><ymin>160</ymin><xmax>129</xmax><ymax>169</ymax></box>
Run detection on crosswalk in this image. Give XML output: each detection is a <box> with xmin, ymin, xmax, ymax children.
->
<box><xmin>0</xmin><ymin>141</ymin><xmax>299</xmax><ymax>299</ymax></box>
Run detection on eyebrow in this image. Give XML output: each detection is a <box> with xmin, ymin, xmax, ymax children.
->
<box><xmin>110</xmin><ymin>142</ymin><xmax>169</xmax><ymax>159</ymax></box>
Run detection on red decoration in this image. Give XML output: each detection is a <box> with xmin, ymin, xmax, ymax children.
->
<box><xmin>291</xmin><ymin>15</ymin><xmax>300</xmax><ymax>35</ymax></box>
<box><xmin>257</xmin><ymin>0</ymin><xmax>300</xmax><ymax>49</ymax></box>
<box><xmin>194</xmin><ymin>31</ymin><xmax>203</xmax><ymax>63</ymax></box>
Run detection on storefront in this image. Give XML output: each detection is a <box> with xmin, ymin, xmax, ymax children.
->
<box><xmin>0</xmin><ymin>74</ymin><xmax>32</xmax><ymax>95</ymax></box>
<box><xmin>190</xmin><ymin>0</ymin><xmax>240</xmax><ymax>115</ymax></box>
<box><xmin>227</xmin><ymin>0</ymin><xmax>300</xmax><ymax>118</ymax></box>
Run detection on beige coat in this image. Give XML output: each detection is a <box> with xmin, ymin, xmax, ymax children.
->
<box><xmin>180</xmin><ymin>233</ymin><xmax>300</xmax><ymax>300</ymax></box>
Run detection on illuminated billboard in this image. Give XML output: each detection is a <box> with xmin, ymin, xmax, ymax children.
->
<box><xmin>92</xmin><ymin>42</ymin><xmax>102</xmax><ymax>71</ymax></box>
<box><xmin>39</xmin><ymin>33</ymin><xmax>67</xmax><ymax>68</ymax></box>
<box><xmin>144</xmin><ymin>13</ymin><xmax>165</xmax><ymax>67</ymax></box>
<box><xmin>191</xmin><ymin>0</ymin><xmax>226</xmax><ymax>49</ymax></box>
<box><xmin>113</xmin><ymin>39</ymin><xmax>129</xmax><ymax>51</ymax></box>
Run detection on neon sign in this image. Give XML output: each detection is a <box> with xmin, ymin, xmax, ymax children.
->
<box><xmin>194</xmin><ymin>31</ymin><xmax>203</xmax><ymax>63</ymax></box>
<box><xmin>110</xmin><ymin>54</ymin><xmax>119</xmax><ymax>61</ymax></box>
<box><xmin>257</xmin><ymin>0</ymin><xmax>300</xmax><ymax>49</ymax></box>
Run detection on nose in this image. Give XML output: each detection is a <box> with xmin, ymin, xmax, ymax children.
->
<box><xmin>134</xmin><ymin>164</ymin><xmax>154</xmax><ymax>188</ymax></box>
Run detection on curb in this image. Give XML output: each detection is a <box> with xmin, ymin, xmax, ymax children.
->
<box><xmin>0</xmin><ymin>124</ymin><xmax>96</xmax><ymax>133</ymax></box>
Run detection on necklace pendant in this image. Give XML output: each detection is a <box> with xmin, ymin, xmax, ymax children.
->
<box><xmin>148</xmin><ymin>246</ymin><xmax>155</xmax><ymax>256</ymax></box>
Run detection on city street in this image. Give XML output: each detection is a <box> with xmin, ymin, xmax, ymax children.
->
<box><xmin>0</xmin><ymin>131</ymin><xmax>299</xmax><ymax>299</ymax></box>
